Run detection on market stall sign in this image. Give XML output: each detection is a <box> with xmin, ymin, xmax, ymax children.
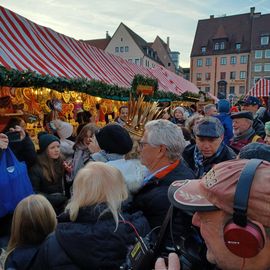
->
<box><xmin>136</xmin><ymin>85</ymin><xmax>154</xmax><ymax>96</ymax></box>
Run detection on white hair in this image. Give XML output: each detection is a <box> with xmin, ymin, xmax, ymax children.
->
<box><xmin>144</xmin><ymin>119</ymin><xmax>186</xmax><ymax>161</ymax></box>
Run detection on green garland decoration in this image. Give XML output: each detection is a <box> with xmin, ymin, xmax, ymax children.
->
<box><xmin>0</xmin><ymin>67</ymin><xmax>199</xmax><ymax>102</ymax></box>
<box><xmin>131</xmin><ymin>74</ymin><xmax>158</xmax><ymax>95</ymax></box>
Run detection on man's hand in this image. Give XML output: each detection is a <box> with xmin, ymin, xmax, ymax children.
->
<box><xmin>0</xmin><ymin>133</ymin><xmax>9</xmax><ymax>149</ymax></box>
<box><xmin>155</xmin><ymin>253</ymin><xmax>180</xmax><ymax>270</ymax></box>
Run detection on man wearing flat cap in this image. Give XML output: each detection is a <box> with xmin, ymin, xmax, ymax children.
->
<box><xmin>183</xmin><ymin>116</ymin><xmax>236</xmax><ymax>178</ymax></box>
<box><xmin>229</xmin><ymin>111</ymin><xmax>264</xmax><ymax>154</ymax></box>
<box><xmin>238</xmin><ymin>96</ymin><xmax>265</xmax><ymax>137</ymax></box>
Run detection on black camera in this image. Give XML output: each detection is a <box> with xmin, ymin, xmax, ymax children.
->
<box><xmin>121</xmin><ymin>227</ymin><xmax>213</xmax><ymax>270</ymax></box>
<box><xmin>121</xmin><ymin>206</ymin><xmax>215</xmax><ymax>270</ymax></box>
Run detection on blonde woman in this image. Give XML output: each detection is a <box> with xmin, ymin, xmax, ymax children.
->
<box><xmin>33</xmin><ymin>162</ymin><xmax>150</xmax><ymax>270</ymax></box>
<box><xmin>4</xmin><ymin>195</ymin><xmax>56</xmax><ymax>270</ymax></box>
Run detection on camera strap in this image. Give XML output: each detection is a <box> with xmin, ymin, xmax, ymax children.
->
<box><xmin>153</xmin><ymin>205</ymin><xmax>173</xmax><ymax>255</ymax></box>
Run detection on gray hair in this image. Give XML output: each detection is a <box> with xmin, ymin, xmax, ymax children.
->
<box><xmin>204</xmin><ymin>104</ymin><xmax>216</xmax><ymax>114</ymax></box>
<box><xmin>144</xmin><ymin>119</ymin><xmax>186</xmax><ymax>161</ymax></box>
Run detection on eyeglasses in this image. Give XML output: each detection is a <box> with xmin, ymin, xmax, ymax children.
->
<box><xmin>138</xmin><ymin>141</ymin><xmax>150</xmax><ymax>149</ymax></box>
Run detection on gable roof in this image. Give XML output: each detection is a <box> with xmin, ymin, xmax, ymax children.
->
<box><xmin>115</xmin><ymin>22</ymin><xmax>162</xmax><ymax>64</ymax></box>
<box><xmin>191</xmin><ymin>12</ymin><xmax>253</xmax><ymax>56</ymax></box>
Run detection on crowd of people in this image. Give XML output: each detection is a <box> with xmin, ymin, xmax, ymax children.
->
<box><xmin>0</xmin><ymin>95</ymin><xmax>270</xmax><ymax>270</ymax></box>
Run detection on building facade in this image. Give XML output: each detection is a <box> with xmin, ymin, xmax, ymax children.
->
<box><xmin>191</xmin><ymin>7</ymin><xmax>270</xmax><ymax>99</ymax></box>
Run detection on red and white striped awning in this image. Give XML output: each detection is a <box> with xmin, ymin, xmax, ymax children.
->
<box><xmin>248</xmin><ymin>78</ymin><xmax>270</xmax><ymax>97</ymax></box>
<box><xmin>0</xmin><ymin>6</ymin><xmax>199</xmax><ymax>95</ymax></box>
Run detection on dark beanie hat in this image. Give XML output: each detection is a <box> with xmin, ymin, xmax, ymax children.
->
<box><xmin>95</xmin><ymin>124</ymin><xmax>133</xmax><ymax>155</ymax></box>
<box><xmin>38</xmin><ymin>132</ymin><xmax>60</xmax><ymax>153</ymax></box>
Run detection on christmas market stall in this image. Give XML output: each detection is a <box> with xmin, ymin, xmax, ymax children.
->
<box><xmin>0</xmin><ymin>6</ymin><xmax>199</xmax><ymax>140</ymax></box>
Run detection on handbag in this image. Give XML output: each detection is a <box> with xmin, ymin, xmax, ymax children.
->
<box><xmin>0</xmin><ymin>148</ymin><xmax>34</xmax><ymax>217</ymax></box>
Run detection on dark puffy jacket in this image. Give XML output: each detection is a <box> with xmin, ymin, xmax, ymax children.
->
<box><xmin>4</xmin><ymin>245</ymin><xmax>40</xmax><ymax>270</ymax></box>
<box><xmin>28</xmin><ymin>162</ymin><xmax>67</xmax><ymax>212</ymax></box>
<box><xmin>183</xmin><ymin>144</ymin><xmax>236</xmax><ymax>178</ymax></box>
<box><xmin>8</xmin><ymin>133</ymin><xmax>37</xmax><ymax>169</ymax></box>
<box><xmin>32</xmin><ymin>204</ymin><xmax>150</xmax><ymax>270</ymax></box>
<box><xmin>253</xmin><ymin>117</ymin><xmax>266</xmax><ymax>138</ymax></box>
<box><xmin>130</xmin><ymin>160</ymin><xmax>195</xmax><ymax>229</ymax></box>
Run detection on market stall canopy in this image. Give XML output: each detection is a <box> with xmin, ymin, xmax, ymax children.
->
<box><xmin>248</xmin><ymin>78</ymin><xmax>270</xmax><ymax>97</ymax></box>
<box><xmin>0</xmin><ymin>6</ymin><xmax>199</xmax><ymax>98</ymax></box>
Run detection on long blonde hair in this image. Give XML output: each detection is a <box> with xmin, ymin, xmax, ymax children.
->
<box><xmin>7</xmin><ymin>195</ymin><xmax>57</xmax><ymax>252</ymax></box>
<box><xmin>65</xmin><ymin>162</ymin><xmax>128</xmax><ymax>227</ymax></box>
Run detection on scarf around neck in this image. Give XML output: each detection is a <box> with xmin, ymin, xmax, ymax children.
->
<box><xmin>232</xmin><ymin>127</ymin><xmax>255</xmax><ymax>142</ymax></box>
<box><xmin>194</xmin><ymin>142</ymin><xmax>225</xmax><ymax>178</ymax></box>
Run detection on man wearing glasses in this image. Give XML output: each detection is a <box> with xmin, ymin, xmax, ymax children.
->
<box><xmin>129</xmin><ymin>119</ymin><xmax>195</xmax><ymax>233</ymax></box>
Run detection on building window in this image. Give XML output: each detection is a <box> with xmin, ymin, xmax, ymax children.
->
<box><xmin>125</xmin><ymin>46</ymin><xmax>129</xmax><ymax>52</ymax></box>
<box><xmin>230</xmin><ymin>56</ymin><xmax>237</xmax><ymax>64</ymax></box>
<box><xmin>220</xmin><ymin>57</ymin><xmax>227</xmax><ymax>65</ymax></box>
<box><xmin>239</xmin><ymin>86</ymin><xmax>245</xmax><ymax>94</ymax></box>
<box><xmin>240</xmin><ymin>55</ymin><xmax>248</xmax><ymax>64</ymax></box>
<box><xmin>229</xmin><ymin>86</ymin><xmax>235</xmax><ymax>94</ymax></box>
<box><xmin>255</xmin><ymin>50</ymin><xmax>263</xmax><ymax>59</ymax></box>
<box><xmin>236</xmin><ymin>43</ymin><xmax>241</xmax><ymax>50</ymax></box>
<box><xmin>264</xmin><ymin>63</ymin><xmax>270</xmax><ymax>72</ymax></box>
<box><xmin>214</xmin><ymin>43</ymin><xmax>219</xmax><ymax>50</ymax></box>
<box><xmin>240</xmin><ymin>71</ymin><xmax>246</xmax><ymax>79</ymax></box>
<box><xmin>265</xmin><ymin>50</ymin><xmax>270</xmax><ymax>58</ymax></box>
<box><xmin>261</xmin><ymin>36</ymin><xmax>269</xmax><ymax>46</ymax></box>
<box><xmin>120</xmin><ymin>46</ymin><xmax>124</xmax><ymax>53</ymax></box>
<box><xmin>197</xmin><ymin>59</ymin><xmax>203</xmax><ymax>67</ymax></box>
<box><xmin>230</xmin><ymin>71</ymin><xmax>236</xmax><ymax>80</ymax></box>
<box><xmin>205</xmin><ymin>87</ymin><xmax>210</xmax><ymax>93</ymax></box>
<box><xmin>220</xmin><ymin>72</ymin><xmax>226</xmax><ymax>80</ymax></box>
<box><xmin>205</xmin><ymin>72</ymin><xmax>211</xmax><ymax>80</ymax></box>
<box><xmin>135</xmin><ymin>59</ymin><xmax>140</xmax><ymax>65</ymax></box>
<box><xmin>128</xmin><ymin>59</ymin><xmax>132</xmax><ymax>62</ymax></box>
<box><xmin>240</xmin><ymin>71</ymin><xmax>247</xmax><ymax>80</ymax></box>
<box><xmin>254</xmin><ymin>64</ymin><xmax>262</xmax><ymax>72</ymax></box>
<box><xmin>205</xmin><ymin>58</ymin><xmax>212</xmax><ymax>66</ymax></box>
<box><xmin>196</xmin><ymin>73</ymin><xmax>202</xmax><ymax>81</ymax></box>
<box><xmin>115</xmin><ymin>47</ymin><xmax>119</xmax><ymax>53</ymax></box>
<box><xmin>220</xmin><ymin>42</ymin><xmax>225</xmax><ymax>50</ymax></box>
<box><xmin>201</xmin><ymin>46</ymin><xmax>206</xmax><ymax>54</ymax></box>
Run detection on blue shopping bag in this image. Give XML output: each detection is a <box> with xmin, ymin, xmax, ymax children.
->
<box><xmin>0</xmin><ymin>148</ymin><xmax>34</xmax><ymax>217</ymax></box>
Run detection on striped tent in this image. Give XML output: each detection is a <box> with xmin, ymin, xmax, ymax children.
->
<box><xmin>248</xmin><ymin>78</ymin><xmax>270</xmax><ymax>97</ymax></box>
<box><xmin>0</xmin><ymin>6</ymin><xmax>198</xmax><ymax>96</ymax></box>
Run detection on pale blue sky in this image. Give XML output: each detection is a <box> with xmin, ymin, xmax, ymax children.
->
<box><xmin>1</xmin><ymin>0</ymin><xmax>270</xmax><ymax>67</ymax></box>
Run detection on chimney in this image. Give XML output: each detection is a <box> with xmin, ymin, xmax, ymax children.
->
<box><xmin>106</xmin><ymin>31</ymin><xmax>110</xmax><ymax>39</ymax></box>
<box><xmin>210</xmin><ymin>15</ymin><xmax>214</xmax><ymax>19</ymax></box>
<box><xmin>167</xmin><ymin>37</ymin><xmax>170</xmax><ymax>50</ymax></box>
<box><xmin>250</xmin><ymin>7</ymin><xmax>255</xmax><ymax>16</ymax></box>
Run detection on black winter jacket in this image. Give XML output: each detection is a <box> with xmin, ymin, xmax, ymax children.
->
<box><xmin>29</xmin><ymin>162</ymin><xmax>67</xmax><ymax>212</ymax></box>
<box><xmin>8</xmin><ymin>133</ymin><xmax>37</xmax><ymax>170</ymax></box>
<box><xmin>4</xmin><ymin>245</ymin><xmax>40</xmax><ymax>270</ymax></box>
<box><xmin>183</xmin><ymin>144</ymin><xmax>236</xmax><ymax>178</ymax></box>
<box><xmin>32</xmin><ymin>204</ymin><xmax>150</xmax><ymax>270</ymax></box>
<box><xmin>130</xmin><ymin>160</ymin><xmax>195</xmax><ymax>229</ymax></box>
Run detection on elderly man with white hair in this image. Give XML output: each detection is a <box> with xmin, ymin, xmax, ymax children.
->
<box><xmin>129</xmin><ymin>119</ymin><xmax>195</xmax><ymax>231</ymax></box>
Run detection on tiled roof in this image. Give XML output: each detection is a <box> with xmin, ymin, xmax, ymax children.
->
<box><xmin>251</xmin><ymin>14</ymin><xmax>270</xmax><ymax>50</ymax></box>
<box><xmin>82</xmin><ymin>38</ymin><xmax>111</xmax><ymax>50</ymax></box>
<box><xmin>191</xmin><ymin>12</ymin><xmax>253</xmax><ymax>56</ymax></box>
